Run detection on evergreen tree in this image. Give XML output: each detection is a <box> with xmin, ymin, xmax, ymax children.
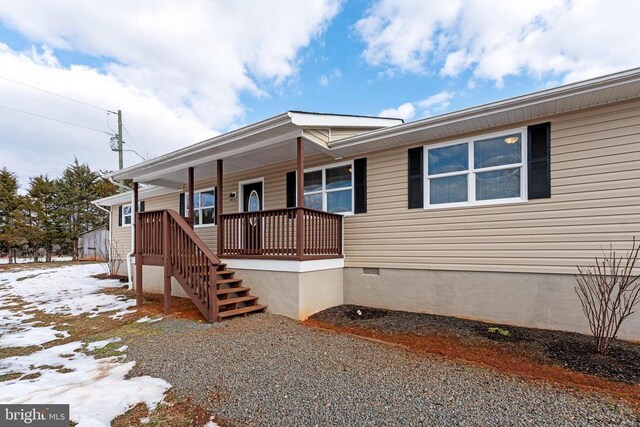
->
<box><xmin>56</xmin><ymin>159</ymin><xmax>117</xmax><ymax>259</ymax></box>
<box><xmin>0</xmin><ymin>168</ymin><xmax>23</xmax><ymax>263</ymax></box>
<box><xmin>28</xmin><ymin>175</ymin><xmax>61</xmax><ymax>262</ymax></box>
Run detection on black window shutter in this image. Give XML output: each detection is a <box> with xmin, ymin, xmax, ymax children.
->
<box><xmin>213</xmin><ymin>187</ymin><xmax>217</xmax><ymax>225</ymax></box>
<box><xmin>528</xmin><ymin>122</ymin><xmax>551</xmax><ymax>199</ymax></box>
<box><xmin>139</xmin><ymin>201</ymin><xmax>145</xmax><ymax>212</ymax></box>
<box><xmin>179</xmin><ymin>193</ymin><xmax>185</xmax><ymax>216</ymax></box>
<box><xmin>408</xmin><ymin>147</ymin><xmax>424</xmax><ymax>209</ymax></box>
<box><xmin>286</xmin><ymin>171</ymin><xmax>297</xmax><ymax>207</ymax></box>
<box><xmin>354</xmin><ymin>158</ymin><xmax>367</xmax><ymax>214</ymax></box>
<box><xmin>118</xmin><ymin>205</ymin><xmax>123</xmax><ymax>226</ymax></box>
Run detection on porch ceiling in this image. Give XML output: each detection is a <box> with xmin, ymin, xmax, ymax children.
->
<box><xmin>142</xmin><ymin>136</ymin><xmax>332</xmax><ymax>188</ymax></box>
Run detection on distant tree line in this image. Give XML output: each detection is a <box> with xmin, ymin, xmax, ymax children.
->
<box><xmin>0</xmin><ymin>160</ymin><xmax>117</xmax><ymax>263</ymax></box>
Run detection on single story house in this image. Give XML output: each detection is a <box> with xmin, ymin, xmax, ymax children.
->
<box><xmin>94</xmin><ymin>68</ymin><xmax>640</xmax><ymax>340</ymax></box>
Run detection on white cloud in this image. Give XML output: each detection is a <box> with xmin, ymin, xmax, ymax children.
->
<box><xmin>379</xmin><ymin>102</ymin><xmax>415</xmax><ymax>120</ymax></box>
<box><xmin>0</xmin><ymin>0</ymin><xmax>341</xmax><ymax>186</ymax></box>
<box><xmin>356</xmin><ymin>0</ymin><xmax>640</xmax><ymax>85</ymax></box>
<box><xmin>318</xmin><ymin>67</ymin><xmax>342</xmax><ymax>86</ymax></box>
<box><xmin>379</xmin><ymin>90</ymin><xmax>454</xmax><ymax>121</ymax></box>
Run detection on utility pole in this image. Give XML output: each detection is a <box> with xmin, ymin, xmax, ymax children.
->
<box><xmin>117</xmin><ymin>109</ymin><xmax>123</xmax><ymax>171</ymax></box>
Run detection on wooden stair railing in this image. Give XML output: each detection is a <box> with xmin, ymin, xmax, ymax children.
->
<box><xmin>137</xmin><ymin>209</ymin><xmax>266</xmax><ymax>322</ymax></box>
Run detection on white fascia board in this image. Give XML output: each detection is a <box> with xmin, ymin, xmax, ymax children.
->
<box><xmin>133</xmin><ymin>128</ymin><xmax>303</xmax><ymax>183</ymax></box>
<box><xmin>330</xmin><ymin>67</ymin><xmax>640</xmax><ymax>151</ymax></box>
<box><xmin>289</xmin><ymin>111</ymin><xmax>403</xmax><ymax>128</ymax></box>
<box><xmin>109</xmin><ymin>113</ymin><xmax>292</xmax><ymax>181</ymax></box>
<box><xmin>93</xmin><ymin>186</ymin><xmax>178</xmax><ymax>207</ymax></box>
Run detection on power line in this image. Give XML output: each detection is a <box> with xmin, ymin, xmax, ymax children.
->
<box><xmin>0</xmin><ymin>105</ymin><xmax>111</xmax><ymax>135</ymax></box>
<box><xmin>0</xmin><ymin>74</ymin><xmax>108</xmax><ymax>112</ymax></box>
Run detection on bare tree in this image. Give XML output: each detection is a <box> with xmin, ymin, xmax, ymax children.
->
<box><xmin>99</xmin><ymin>239</ymin><xmax>124</xmax><ymax>277</ymax></box>
<box><xmin>575</xmin><ymin>237</ymin><xmax>640</xmax><ymax>354</ymax></box>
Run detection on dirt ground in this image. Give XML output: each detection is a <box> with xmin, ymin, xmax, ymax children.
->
<box><xmin>308</xmin><ymin>305</ymin><xmax>640</xmax><ymax>408</ymax></box>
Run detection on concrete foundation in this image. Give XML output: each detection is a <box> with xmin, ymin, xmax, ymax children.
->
<box><xmin>127</xmin><ymin>260</ymin><xmax>640</xmax><ymax>341</ymax></box>
<box><xmin>232</xmin><ymin>268</ymin><xmax>343</xmax><ymax>320</ymax></box>
<box><xmin>343</xmin><ymin>267</ymin><xmax>640</xmax><ymax>341</ymax></box>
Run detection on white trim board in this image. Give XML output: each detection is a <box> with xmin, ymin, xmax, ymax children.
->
<box><xmin>221</xmin><ymin>258</ymin><xmax>344</xmax><ymax>272</ymax></box>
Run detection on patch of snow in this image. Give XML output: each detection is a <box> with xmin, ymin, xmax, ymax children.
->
<box><xmin>0</xmin><ymin>264</ymin><xmax>136</xmax><ymax>348</ymax></box>
<box><xmin>85</xmin><ymin>337</ymin><xmax>121</xmax><ymax>352</ymax></box>
<box><xmin>0</xmin><ymin>341</ymin><xmax>171</xmax><ymax>427</ymax></box>
<box><xmin>1</xmin><ymin>264</ymin><xmax>135</xmax><ymax>318</ymax></box>
<box><xmin>116</xmin><ymin>345</ymin><xmax>128</xmax><ymax>352</ymax></box>
<box><xmin>203</xmin><ymin>421</ymin><xmax>220</xmax><ymax>427</ymax></box>
<box><xmin>136</xmin><ymin>316</ymin><xmax>163</xmax><ymax>324</ymax></box>
<box><xmin>140</xmin><ymin>416</ymin><xmax>150</xmax><ymax>424</ymax></box>
<box><xmin>0</xmin><ymin>256</ymin><xmax>73</xmax><ymax>265</ymax></box>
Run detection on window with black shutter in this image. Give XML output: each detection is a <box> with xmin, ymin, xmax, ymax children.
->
<box><xmin>408</xmin><ymin>147</ymin><xmax>424</xmax><ymax>209</ymax></box>
<box><xmin>527</xmin><ymin>122</ymin><xmax>551</xmax><ymax>199</ymax></box>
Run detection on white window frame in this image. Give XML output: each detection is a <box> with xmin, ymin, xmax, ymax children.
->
<box><xmin>424</xmin><ymin>127</ymin><xmax>528</xmax><ymax>209</ymax></box>
<box><xmin>303</xmin><ymin>161</ymin><xmax>354</xmax><ymax>215</ymax></box>
<box><xmin>186</xmin><ymin>187</ymin><xmax>216</xmax><ymax>228</ymax></box>
<box><xmin>121</xmin><ymin>204</ymin><xmax>132</xmax><ymax>227</ymax></box>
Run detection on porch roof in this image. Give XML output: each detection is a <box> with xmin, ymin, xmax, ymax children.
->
<box><xmin>107</xmin><ymin>111</ymin><xmax>402</xmax><ymax>188</ymax></box>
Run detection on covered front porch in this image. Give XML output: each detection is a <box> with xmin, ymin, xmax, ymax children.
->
<box><xmin>108</xmin><ymin>112</ymin><xmax>400</xmax><ymax>321</ymax></box>
<box><xmin>134</xmin><ymin>135</ymin><xmax>344</xmax><ymax>263</ymax></box>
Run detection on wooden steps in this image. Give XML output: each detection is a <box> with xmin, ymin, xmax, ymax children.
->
<box><xmin>217</xmin><ymin>286</ymin><xmax>250</xmax><ymax>295</ymax></box>
<box><xmin>218</xmin><ymin>304</ymin><xmax>267</xmax><ymax>319</ymax></box>
<box><xmin>212</xmin><ymin>263</ymin><xmax>265</xmax><ymax>321</ymax></box>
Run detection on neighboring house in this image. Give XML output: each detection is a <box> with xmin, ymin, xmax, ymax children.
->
<box><xmin>77</xmin><ymin>225</ymin><xmax>109</xmax><ymax>261</ymax></box>
<box><xmin>94</xmin><ymin>69</ymin><xmax>640</xmax><ymax>340</ymax></box>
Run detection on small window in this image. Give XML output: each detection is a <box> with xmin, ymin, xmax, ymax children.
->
<box><xmin>425</xmin><ymin>129</ymin><xmax>525</xmax><ymax>208</ymax></box>
<box><xmin>303</xmin><ymin>164</ymin><xmax>353</xmax><ymax>214</ymax></box>
<box><xmin>122</xmin><ymin>204</ymin><xmax>132</xmax><ymax>226</ymax></box>
<box><xmin>186</xmin><ymin>189</ymin><xmax>216</xmax><ymax>226</ymax></box>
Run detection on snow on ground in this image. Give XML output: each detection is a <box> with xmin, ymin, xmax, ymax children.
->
<box><xmin>0</xmin><ymin>340</ymin><xmax>170</xmax><ymax>426</ymax></box>
<box><xmin>0</xmin><ymin>256</ymin><xmax>73</xmax><ymax>264</ymax></box>
<box><xmin>1</xmin><ymin>263</ymin><xmax>134</xmax><ymax>318</ymax></box>
<box><xmin>0</xmin><ymin>264</ymin><xmax>173</xmax><ymax>426</ymax></box>
<box><xmin>0</xmin><ymin>264</ymin><xmax>134</xmax><ymax>347</ymax></box>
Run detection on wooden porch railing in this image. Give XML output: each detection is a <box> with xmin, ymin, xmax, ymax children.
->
<box><xmin>218</xmin><ymin>207</ymin><xmax>343</xmax><ymax>260</ymax></box>
<box><xmin>137</xmin><ymin>209</ymin><xmax>220</xmax><ymax>321</ymax></box>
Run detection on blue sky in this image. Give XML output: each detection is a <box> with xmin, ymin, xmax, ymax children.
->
<box><xmin>0</xmin><ymin>0</ymin><xmax>638</xmax><ymax>187</ymax></box>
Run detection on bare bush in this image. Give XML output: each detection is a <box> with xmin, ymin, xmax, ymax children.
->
<box><xmin>99</xmin><ymin>239</ymin><xmax>125</xmax><ymax>277</ymax></box>
<box><xmin>575</xmin><ymin>237</ymin><xmax>640</xmax><ymax>354</ymax></box>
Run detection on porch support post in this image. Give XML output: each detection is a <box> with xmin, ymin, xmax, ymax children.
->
<box><xmin>188</xmin><ymin>167</ymin><xmax>195</xmax><ymax>229</ymax></box>
<box><xmin>216</xmin><ymin>159</ymin><xmax>223</xmax><ymax>255</ymax></box>
<box><xmin>162</xmin><ymin>210</ymin><xmax>172</xmax><ymax>315</ymax></box>
<box><xmin>296</xmin><ymin>137</ymin><xmax>304</xmax><ymax>258</ymax></box>
<box><xmin>134</xmin><ymin>182</ymin><xmax>143</xmax><ymax>308</ymax></box>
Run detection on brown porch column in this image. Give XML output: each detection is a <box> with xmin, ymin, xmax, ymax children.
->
<box><xmin>296</xmin><ymin>137</ymin><xmax>304</xmax><ymax>258</ymax></box>
<box><xmin>133</xmin><ymin>182</ymin><xmax>143</xmax><ymax>307</ymax></box>
<box><xmin>162</xmin><ymin>210</ymin><xmax>172</xmax><ymax>315</ymax></box>
<box><xmin>216</xmin><ymin>159</ymin><xmax>223</xmax><ymax>255</ymax></box>
<box><xmin>188</xmin><ymin>167</ymin><xmax>195</xmax><ymax>229</ymax></box>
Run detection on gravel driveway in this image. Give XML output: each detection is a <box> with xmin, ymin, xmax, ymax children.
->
<box><xmin>126</xmin><ymin>314</ymin><xmax>638</xmax><ymax>426</ymax></box>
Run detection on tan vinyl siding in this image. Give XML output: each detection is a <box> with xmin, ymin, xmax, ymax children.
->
<box><xmin>305</xmin><ymin>128</ymin><xmax>330</xmax><ymax>143</ymax></box>
<box><xmin>330</xmin><ymin>128</ymin><xmax>373</xmax><ymax>141</ymax></box>
<box><xmin>109</xmin><ymin>99</ymin><xmax>640</xmax><ymax>275</ymax></box>
<box><xmin>344</xmin><ymin>99</ymin><xmax>640</xmax><ymax>274</ymax></box>
<box><xmin>110</xmin><ymin>204</ymin><xmax>132</xmax><ymax>256</ymax></box>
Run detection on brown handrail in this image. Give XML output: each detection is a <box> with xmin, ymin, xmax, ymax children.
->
<box><xmin>138</xmin><ymin>209</ymin><xmax>220</xmax><ymax>321</ymax></box>
<box><xmin>218</xmin><ymin>207</ymin><xmax>343</xmax><ymax>259</ymax></box>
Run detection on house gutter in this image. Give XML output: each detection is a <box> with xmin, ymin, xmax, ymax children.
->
<box><xmin>108</xmin><ymin>177</ymin><xmax>135</xmax><ymax>289</ymax></box>
<box><xmin>90</xmin><ymin>201</ymin><xmax>112</xmax><ymax>266</ymax></box>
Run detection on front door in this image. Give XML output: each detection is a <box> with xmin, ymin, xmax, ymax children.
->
<box><xmin>242</xmin><ymin>181</ymin><xmax>263</xmax><ymax>252</ymax></box>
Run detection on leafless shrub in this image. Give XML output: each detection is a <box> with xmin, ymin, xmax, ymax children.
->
<box><xmin>575</xmin><ymin>237</ymin><xmax>640</xmax><ymax>354</ymax></box>
<box><xmin>99</xmin><ymin>239</ymin><xmax>124</xmax><ymax>277</ymax></box>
